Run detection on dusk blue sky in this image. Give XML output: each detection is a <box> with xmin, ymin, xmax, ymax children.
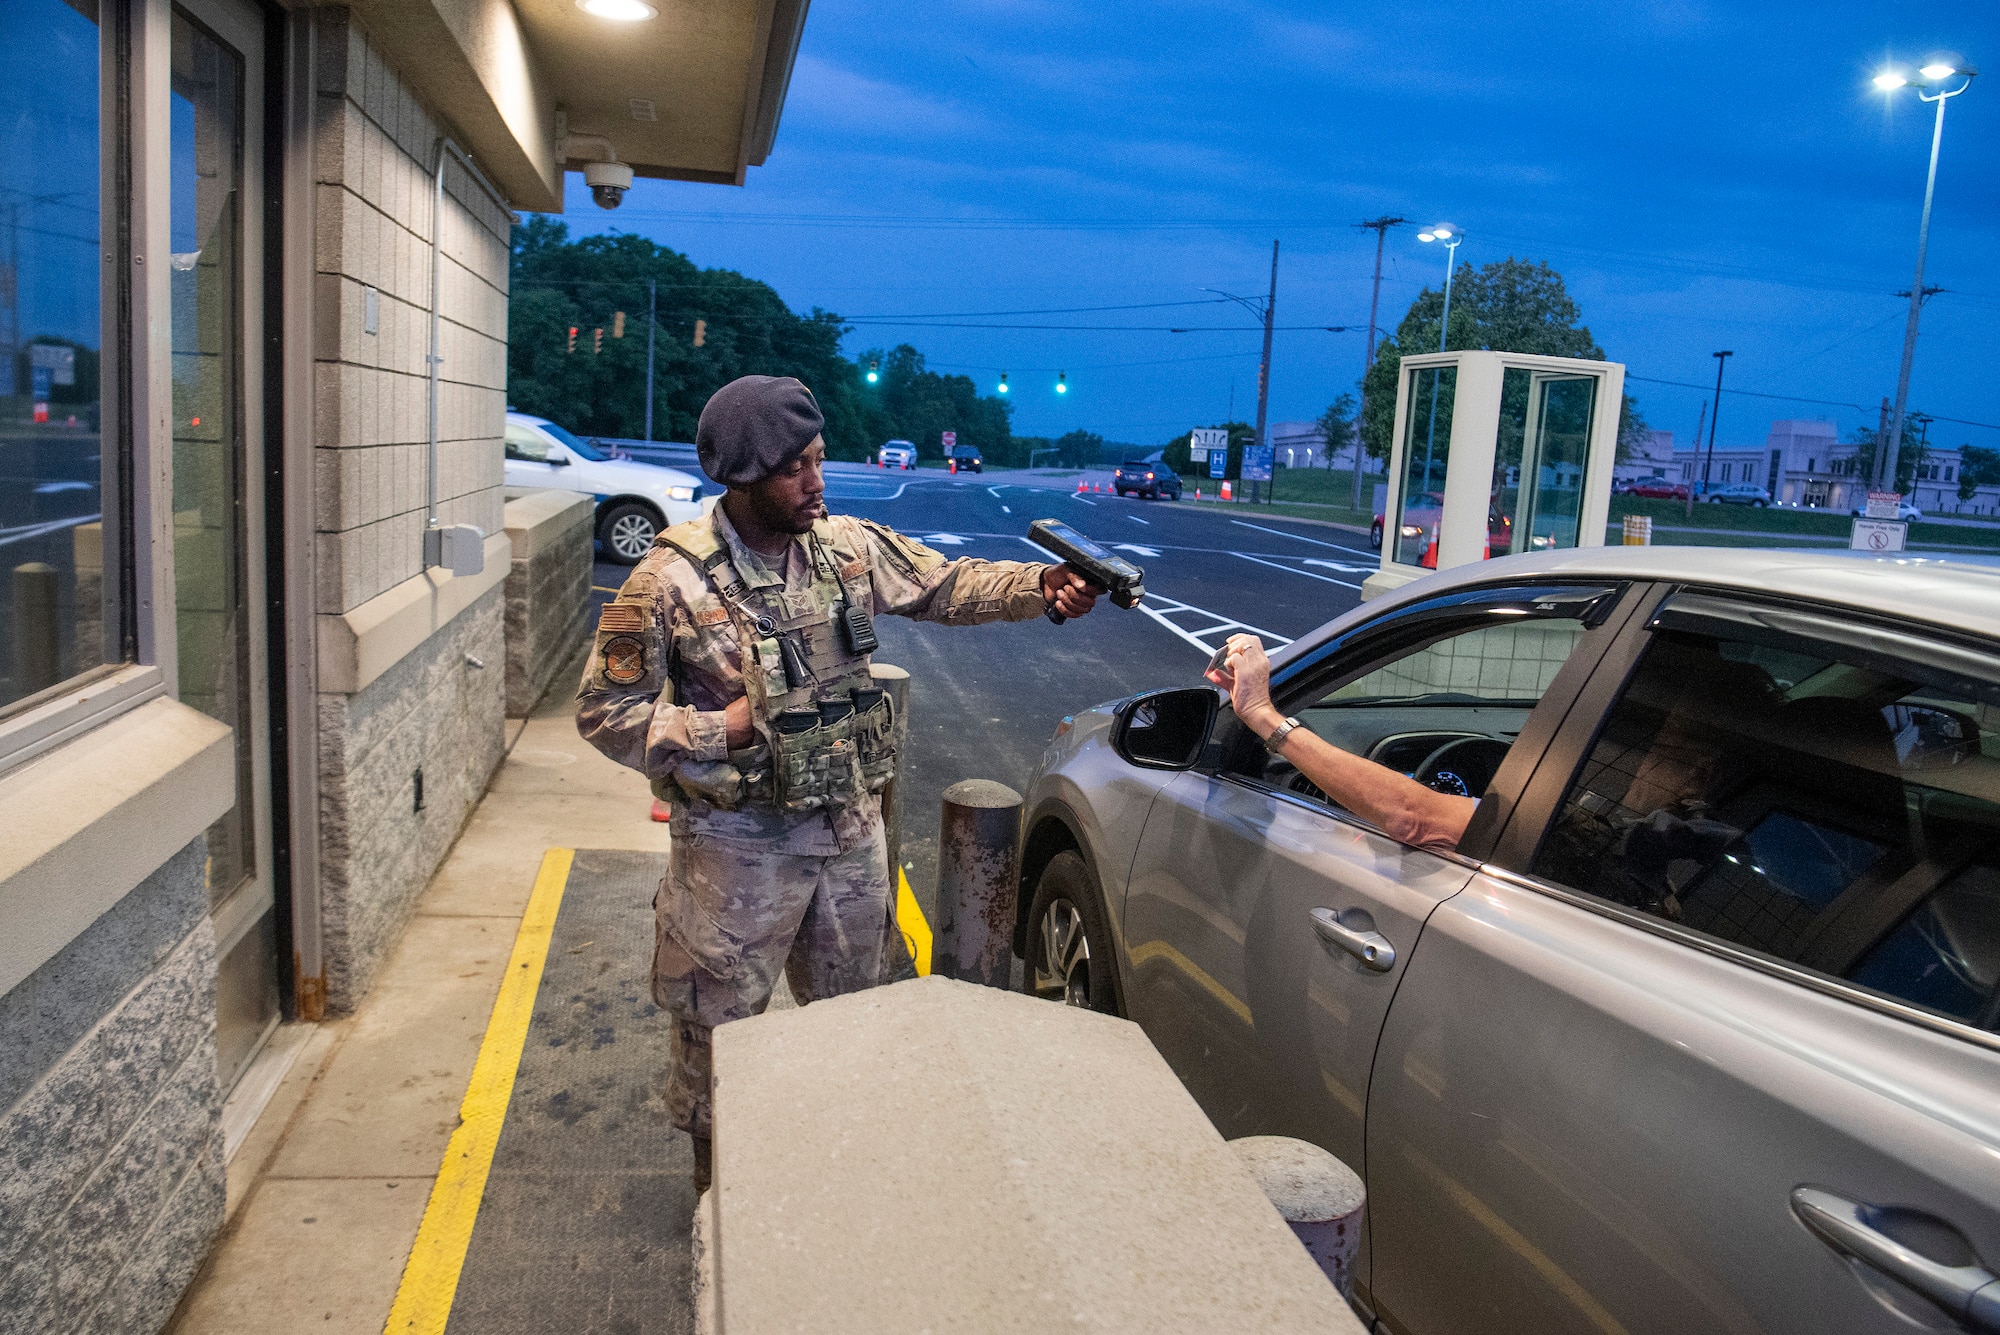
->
<box><xmin>549</xmin><ymin>0</ymin><xmax>1998</xmax><ymax>454</ymax></box>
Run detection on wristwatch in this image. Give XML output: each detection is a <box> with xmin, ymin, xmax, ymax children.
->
<box><xmin>1263</xmin><ymin>716</ymin><xmax>1304</xmax><ymax>754</ymax></box>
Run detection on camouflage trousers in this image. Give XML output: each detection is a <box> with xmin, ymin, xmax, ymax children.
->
<box><xmin>651</xmin><ymin>821</ymin><xmax>893</xmax><ymax>1138</ymax></box>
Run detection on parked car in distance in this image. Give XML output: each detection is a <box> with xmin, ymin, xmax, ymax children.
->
<box><xmin>504</xmin><ymin>411</ymin><xmax>705</xmax><ymax>565</ymax></box>
<box><xmin>948</xmin><ymin>444</ymin><xmax>984</xmax><ymax>474</ymax></box>
<box><xmin>1852</xmin><ymin>499</ymin><xmax>1926</xmax><ymax>521</ymax></box>
<box><xmin>878</xmin><ymin>440</ymin><xmax>917</xmax><ymax>469</ymax></box>
<box><xmin>1370</xmin><ymin>491</ymin><xmax>1512</xmax><ymax>565</ymax></box>
<box><xmin>1113</xmin><ymin>461</ymin><xmax>1182</xmax><ymax>500</ymax></box>
<box><xmin>1623</xmin><ymin>478</ymin><xmax>1691</xmax><ymax>500</ymax></box>
<box><xmin>1704</xmin><ymin>482</ymin><xmax>1772</xmax><ymax>506</ymax></box>
<box><xmin>1014</xmin><ymin>546</ymin><xmax>2000</xmax><ymax>1335</ymax></box>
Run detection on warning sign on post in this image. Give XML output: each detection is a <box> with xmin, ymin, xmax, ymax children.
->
<box><xmin>1864</xmin><ymin>491</ymin><xmax>1902</xmax><ymax>520</ymax></box>
<box><xmin>1850</xmin><ymin>518</ymin><xmax>1907</xmax><ymax>553</ymax></box>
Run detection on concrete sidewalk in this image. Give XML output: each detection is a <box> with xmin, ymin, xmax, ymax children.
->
<box><xmin>167</xmin><ymin>655</ymin><xmax>671</xmax><ymax>1334</ymax></box>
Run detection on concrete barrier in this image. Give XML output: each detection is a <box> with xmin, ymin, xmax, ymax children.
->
<box><xmin>1230</xmin><ymin>1136</ymin><xmax>1366</xmax><ymax>1296</ymax></box>
<box><xmin>933</xmin><ymin>779</ymin><xmax>1022</xmax><ymax>986</ymax></box>
<box><xmin>502</xmin><ymin>487</ymin><xmax>594</xmax><ymax>715</ymax></box>
<box><xmin>708</xmin><ymin>977</ymin><xmax>1365</xmax><ymax>1333</ymax></box>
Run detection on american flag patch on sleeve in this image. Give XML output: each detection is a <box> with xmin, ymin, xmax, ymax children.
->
<box><xmin>598</xmin><ymin>602</ymin><xmax>646</xmax><ymax>634</ymax></box>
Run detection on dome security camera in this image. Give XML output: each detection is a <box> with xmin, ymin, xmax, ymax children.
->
<box><xmin>585</xmin><ymin>159</ymin><xmax>634</xmax><ymax>209</ymax></box>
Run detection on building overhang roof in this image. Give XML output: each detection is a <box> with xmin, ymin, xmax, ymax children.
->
<box><xmin>345</xmin><ymin>0</ymin><xmax>809</xmax><ymax>212</ymax></box>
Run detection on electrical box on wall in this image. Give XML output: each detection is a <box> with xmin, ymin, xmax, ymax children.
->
<box><xmin>1364</xmin><ymin>349</ymin><xmax>1625</xmax><ymax>601</ymax></box>
<box><xmin>424</xmin><ymin>524</ymin><xmax>486</xmax><ymax>576</ymax></box>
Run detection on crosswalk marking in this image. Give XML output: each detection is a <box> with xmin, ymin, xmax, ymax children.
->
<box><xmin>1137</xmin><ymin>594</ymin><xmax>1293</xmax><ymax>656</ymax></box>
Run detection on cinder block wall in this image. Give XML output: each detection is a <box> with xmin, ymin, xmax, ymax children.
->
<box><xmin>311</xmin><ymin>9</ymin><xmax>510</xmax><ymax>1011</ymax></box>
<box><xmin>0</xmin><ymin>839</ymin><xmax>223</xmax><ymax>1331</ymax></box>
<box><xmin>503</xmin><ymin>488</ymin><xmax>595</xmax><ymax>716</ymax></box>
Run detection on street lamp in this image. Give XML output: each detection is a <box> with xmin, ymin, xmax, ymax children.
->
<box><xmin>1872</xmin><ymin>55</ymin><xmax>1975</xmax><ymax>492</ymax></box>
<box><xmin>1414</xmin><ymin>225</ymin><xmax>1465</xmax><ymax>492</ymax></box>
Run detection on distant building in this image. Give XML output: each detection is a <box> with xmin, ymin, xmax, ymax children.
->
<box><xmin>1615</xmin><ymin>428</ymin><xmax>1678</xmax><ymax>483</ymax></box>
<box><xmin>1267</xmin><ymin>419</ymin><xmax>1382</xmax><ymax>471</ymax></box>
<box><xmin>1666</xmin><ymin>418</ymin><xmax>1999</xmax><ymax>515</ymax></box>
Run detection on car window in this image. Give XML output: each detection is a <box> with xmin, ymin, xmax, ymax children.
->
<box><xmin>1532</xmin><ymin>617</ymin><xmax>2000</xmax><ymax>1031</ymax></box>
<box><xmin>535</xmin><ymin>420</ymin><xmax>608</xmax><ymax>461</ymax></box>
<box><xmin>1232</xmin><ymin>614</ymin><xmax>1591</xmax><ymax>809</ymax></box>
<box><xmin>504</xmin><ymin>423</ymin><xmax>551</xmax><ymax>461</ymax></box>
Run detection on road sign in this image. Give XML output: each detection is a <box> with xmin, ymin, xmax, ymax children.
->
<box><xmin>1240</xmin><ymin>445</ymin><xmax>1274</xmax><ymax>482</ymax></box>
<box><xmin>1209</xmin><ymin>446</ymin><xmax>1227</xmax><ymax>479</ymax></box>
<box><xmin>29</xmin><ymin>343</ymin><xmax>75</xmax><ymax>385</ymax></box>
<box><xmin>1850</xmin><ymin>518</ymin><xmax>1907</xmax><ymax>552</ymax></box>
<box><xmin>1864</xmin><ymin>491</ymin><xmax>1902</xmax><ymax>520</ymax></box>
<box><xmin>1188</xmin><ymin>427</ymin><xmax>1227</xmax><ymax>463</ymax></box>
<box><xmin>942</xmin><ymin>431</ymin><xmax>957</xmax><ymax>449</ymax></box>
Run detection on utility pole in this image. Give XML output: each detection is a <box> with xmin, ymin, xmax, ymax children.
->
<box><xmin>1699</xmin><ymin>350</ymin><xmax>1732</xmax><ymax>505</ymax></box>
<box><xmin>1882</xmin><ymin>81</ymin><xmax>1962</xmax><ymax>494</ymax></box>
<box><xmin>1254</xmin><ymin>239</ymin><xmax>1277</xmax><ymax>504</ymax></box>
<box><xmin>643</xmin><ymin>278</ymin><xmax>657</xmax><ymax>443</ymax></box>
<box><xmin>1683</xmin><ymin>400</ymin><xmax>1706</xmax><ymax>520</ymax></box>
<box><xmin>1352</xmin><ymin>217</ymin><xmax>1407</xmax><ymax>509</ymax></box>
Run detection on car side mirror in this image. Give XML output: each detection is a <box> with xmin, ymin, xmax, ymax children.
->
<box><xmin>1113</xmin><ymin>687</ymin><xmax>1219</xmax><ymax>771</ymax></box>
<box><xmin>546</xmin><ymin>451</ymin><xmax>570</xmax><ymax>467</ymax></box>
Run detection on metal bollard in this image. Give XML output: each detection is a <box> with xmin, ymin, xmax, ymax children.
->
<box><xmin>13</xmin><ymin>562</ymin><xmax>60</xmax><ymax>695</ymax></box>
<box><xmin>870</xmin><ymin>663</ymin><xmax>918</xmax><ymax>984</ymax></box>
<box><xmin>933</xmin><ymin>779</ymin><xmax>1022</xmax><ymax>987</ymax></box>
<box><xmin>1622</xmin><ymin>513</ymin><xmax>1653</xmax><ymax>546</ymax></box>
<box><xmin>1230</xmin><ymin>1136</ymin><xmax>1366</xmax><ymax>1297</ymax></box>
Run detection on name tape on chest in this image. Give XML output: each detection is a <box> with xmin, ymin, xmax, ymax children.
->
<box><xmin>695</xmin><ymin>605</ymin><xmax>730</xmax><ymax>627</ymax></box>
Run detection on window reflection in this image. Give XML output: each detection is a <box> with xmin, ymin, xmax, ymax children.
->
<box><xmin>0</xmin><ymin>0</ymin><xmax>113</xmax><ymax>715</ymax></box>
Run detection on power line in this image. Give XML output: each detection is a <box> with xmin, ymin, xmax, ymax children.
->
<box><xmin>931</xmin><ymin>350</ymin><xmax>1261</xmax><ymax>374</ymax></box>
<box><xmin>840</xmin><ymin>320</ymin><xmax>1360</xmax><ymax>332</ymax></box>
<box><xmin>1626</xmin><ymin>373</ymin><xmax>1999</xmax><ymax>433</ymax></box>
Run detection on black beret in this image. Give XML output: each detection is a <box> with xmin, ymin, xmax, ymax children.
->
<box><xmin>696</xmin><ymin>375</ymin><xmax>824</xmax><ymax>487</ymax></box>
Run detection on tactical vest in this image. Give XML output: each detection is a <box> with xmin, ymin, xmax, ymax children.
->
<box><xmin>655</xmin><ymin>515</ymin><xmax>895</xmax><ymax>814</ymax></box>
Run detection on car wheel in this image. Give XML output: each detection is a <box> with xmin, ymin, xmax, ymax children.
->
<box><xmin>1023</xmin><ymin>851</ymin><xmax>1120</xmax><ymax>1014</ymax></box>
<box><xmin>1754</xmin><ymin>499</ymin><xmax>1767</xmax><ymax>507</ymax></box>
<box><xmin>599</xmin><ymin>502</ymin><xmax>662</xmax><ymax>565</ymax></box>
<box><xmin>1709</xmin><ymin>496</ymin><xmax>1723</xmax><ymax>504</ymax></box>
<box><xmin>1370</xmin><ymin>520</ymin><xmax>1383</xmax><ymax>550</ymax></box>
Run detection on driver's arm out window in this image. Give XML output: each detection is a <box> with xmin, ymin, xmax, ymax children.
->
<box><xmin>1532</xmin><ymin>621</ymin><xmax>2000</xmax><ymax>1031</ymax></box>
<box><xmin>1248</xmin><ymin>617</ymin><xmax>1587</xmax><ymax>808</ymax></box>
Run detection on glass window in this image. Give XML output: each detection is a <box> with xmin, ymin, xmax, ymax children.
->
<box><xmin>1392</xmin><ymin>364</ymin><xmax>1454</xmax><ymax>568</ymax></box>
<box><xmin>171</xmin><ymin>11</ymin><xmax>253</xmax><ymax>901</ymax></box>
<box><xmin>1490</xmin><ymin>371</ymin><xmax>1596</xmax><ymax>560</ymax></box>
<box><xmin>1534</xmin><ymin>617</ymin><xmax>2000</xmax><ymax>1031</ymax></box>
<box><xmin>534</xmin><ymin>419</ymin><xmax>605</xmax><ymax>460</ymax></box>
<box><xmin>1</xmin><ymin>0</ymin><xmax>117</xmax><ymax>717</ymax></box>
<box><xmin>1240</xmin><ymin>612</ymin><xmax>1590</xmax><ymax>811</ymax></box>
<box><xmin>504</xmin><ymin>422</ymin><xmax>552</xmax><ymax>461</ymax></box>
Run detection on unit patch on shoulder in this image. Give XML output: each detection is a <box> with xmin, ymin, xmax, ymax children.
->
<box><xmin>695</xmin><ymin>605</ymin><xmax>730</xmax><ymax>627</ymax></box>
<box><xmin>601</xmin><ymin>634</ymin><xmax>646</xmax><ymax>686</ymax></box>
<box><xmin>598</xmin><ymin>602</ymin><xmax>646</xmax><ymax>634</ymax></box>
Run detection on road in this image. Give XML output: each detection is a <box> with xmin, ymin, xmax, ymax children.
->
<box><xmin>588</xmin><ymin>464</ymin><xmax>1378</xmax><ymax>919</ymax></box>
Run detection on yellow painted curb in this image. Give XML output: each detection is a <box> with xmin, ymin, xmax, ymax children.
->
<box><xmin>383</xmin><ymin>848</ymin><xmax>573</xmax><ymax>1335</ymax></box>
<box><xmin>896</xmin><ymin>865</ymin><xmax>931</xmax><ymax>977</ymax></box>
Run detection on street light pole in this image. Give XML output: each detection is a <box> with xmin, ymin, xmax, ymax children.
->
<box><xmin>1354</xmin><ymin>216</ymin><xmax>1408</xmax><ymax>509</ymax></box>
<box><xmin>643</xmin><ymin>278</ymin><xmax>657</xmax><ymax>442</ymax></box>
<box><xmin>1697</xmin><ymin>350</ymin><xmax>1733</xmax><ymax>510</ymax></box>
<box><xmin>1416</xmin><ymin>225</ymin><xmax>1464</xmax><ymax>495</ymax></box>
<box><xmin>1874</xmin><ymin>60</ymin><xmax>1975</xmax><ymax>491</ymax></box>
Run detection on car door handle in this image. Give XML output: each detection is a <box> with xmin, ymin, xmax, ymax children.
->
<box><xmin>1311</xmin><ymin>908</ymin><xmax>1396</xmax><ymax>972</ymax></box>
<box><xmin>1791</xmin><ymin>1187</ymin><xmax>2000</xmax><ymax>1331</ymax></box>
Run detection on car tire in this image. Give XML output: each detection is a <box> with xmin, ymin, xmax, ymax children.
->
<box><xmin>1709</xmin><ymin>496</ymin><xmax>1723</xmax><ymax>504</ymax></box>
<box><xmin>1022</xmin><ymin>850</ymin><xmax>1120</xmax><ymax>1014</ymax></box>
<box><xmin>599</xmin><ymin>501</ymin><xmax>662</xmax><ymax>565</ymax></box>
<box><xmin>1754</xmin><ymin>499</ymin><xmax>1767</xmax><ymax>507</ymax></box>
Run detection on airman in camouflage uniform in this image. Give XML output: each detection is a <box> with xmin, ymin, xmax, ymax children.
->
<box><xmin>576</xmin><ymin>376</ymin><xmax>1103</xmax><ymax>1188</ymax></box>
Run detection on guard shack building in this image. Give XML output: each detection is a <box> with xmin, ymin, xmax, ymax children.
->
<box><xmin>0</xmin><ymin>1</ymin><xmax>805</xmax><ymax>1327</ymax></box>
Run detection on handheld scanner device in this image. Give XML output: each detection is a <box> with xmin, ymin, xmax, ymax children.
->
<box><xmin>1027</xmin><ymin>519</ymin><xmax>1145</xmax><ymax>624</ymax></box>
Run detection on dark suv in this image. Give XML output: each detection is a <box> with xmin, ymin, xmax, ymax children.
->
<box><xmin>948</xmin><ymin>445</ymin><xmax>983</xmax><ymax>473</ymax></box>
<box><xmin>1113</xmin><ymin>461</ymin><xmax>1181</xmax><ymax>499</ymax></box>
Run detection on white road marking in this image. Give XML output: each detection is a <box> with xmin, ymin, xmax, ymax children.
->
<box><xmin>0</xmin><ymin>512</ymin><xmax>101</xmax><ymax>547</ymax></box>
<box><xmin>1138</xmin><ymin>594</ymin><xmax>1293</xmax><ymax>656</ymax></box>
<box><xmin>1000</xmin><ymin>505</ymin><xmax>1012</xmax><ymax>513</ymax></box>
<box><xmin>1070</xmin><ymin>495</ymin><xmax>1097</xmax><ymax>506</ymax></box>
<box><xmin>1113</xmin><ymin>543</ymin><xmax>1161</xmax><ymax>558</ymax></box>
<box><xmin>922</xmin><ymin>532</ymin><xmax>970</xmax><ymax>546</ymax></box>
<box><xmin>1305</xmin><ymin>557</ymin><xmax>1378</xmax><ymax>574</ymax></box>
<box><xmin>824</xmin><ymin>479</ymin><xmax>913</xmax><ymax>501</ymax></box>
<box><xmin>1235</xmin><ymin>551</ymin><xmax>1364</xmax><ymax>589</ymax></box>
<box><xmin>1231</xmin><ymin>518</ymin><xmax>1369</xmax><ymax>554</ymax></box>
<box><xmin>986</xmin><ymin>486</ymin><xmax>1005</xmax><ymax>498</ymax></box>
<box><xmin>1126</xmin><ymin>516</ymin><xmax>1150</xmax><ymax>525</ymax></box>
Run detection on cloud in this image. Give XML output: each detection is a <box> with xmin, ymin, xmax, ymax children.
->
<box><xmin>785</xmin><ymin>55</ymin><xmax>986</xmax><ymax>137</ymax></box>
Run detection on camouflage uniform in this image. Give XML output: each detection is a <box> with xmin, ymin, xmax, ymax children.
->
<box><xmin>577</xmin><ymin>504</ymin><xmax>1050</xmax><ymax>1136</ymax></box>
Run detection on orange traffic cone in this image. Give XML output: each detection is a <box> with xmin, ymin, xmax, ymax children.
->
<box><xmin>1221</xmin><ymin>481</ymin><xmax>1232</xmax><ymax>501</ymax></box>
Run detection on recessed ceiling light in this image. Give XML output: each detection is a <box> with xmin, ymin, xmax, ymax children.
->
<box><xmin>578</xmin><ymin>0</ymin><xmax>656</xmax><ymax>20</ymax></box>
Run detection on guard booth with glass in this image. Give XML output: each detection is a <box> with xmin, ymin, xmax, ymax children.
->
<box><xmin>1364</xmin><ymin>350</ymin><xmax>1624</xmax><ymax>601</ymax></box>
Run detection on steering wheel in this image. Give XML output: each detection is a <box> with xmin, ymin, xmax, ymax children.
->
<box><xmin>1412</xmin><ymin>736</ymin><xmax>1513</xmax><ymax>799</ymax></box>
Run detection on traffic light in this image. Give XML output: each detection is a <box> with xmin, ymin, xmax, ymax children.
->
<box><xmin>692</xmin><ymin>318</ymin><xmax>707</xmax><ymax>348</ymax></box>
<box><xmin>567</xmin><ymin>326</ymin><xmax>577</xmax><ymax>353</ymax></box>
<box><xmin>1056</xmin><ymin>371</ymin><xmax>1068</xmax><ymax>395</ymax></box>
<box><xmin>593</xmin><ymin>327</ymin><xmax>603</xmax><ymax>354</ymax></box>
<box><xmin>997</xmin><ymin>372</ymin><xmax>1009</xmax><ymax>395</ymax></box>
<box><xmin>865</xmin><ymin>359</ymin><xmax>879</xmax><ymax>384</ymax></box>
<box><xmin>612</xmin><ymin>310</ymin><xmax>625</xmax><ymax>338</ymax></box>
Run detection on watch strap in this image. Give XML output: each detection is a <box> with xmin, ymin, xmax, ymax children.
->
<box><xmin>1264</xmin><ymin>716</ymin><xmax>1303</xmax><ymax>754</ymax></box>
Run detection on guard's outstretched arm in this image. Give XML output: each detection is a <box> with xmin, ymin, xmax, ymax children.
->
<box><xmin>848</xmin><ymin>518</ymin><xmax>1055</xmax><ymax>625</ymax></box>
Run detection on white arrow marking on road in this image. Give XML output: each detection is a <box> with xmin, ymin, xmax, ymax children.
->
<box><xmin>1000</xmin><ymin>505</ymin><xmax>1011</xmax><ymax>513</ymax></box>
<box><xmin>986</xmin><ymin>486</ymin><xmax>1005</xmax><ymax>498</ymax></box>
<box><xmin>1236</xmin><ymin>552</ymin><xmax>1363</xmax><ymax>589</ymax></box>
<box><xmin>1304</xmin><ymin>557</ymin><xmax>1377</xmax><ymax>574</ymax></box>
<box><xmin>922</xmin><ymin>533</ymin><xmax>971</xmax><ymax>546</ymax></box>
<box><xmin>1113</xmin><ymin>544</ymin><xmax>1161</xmax><ymax>558</ymax></box>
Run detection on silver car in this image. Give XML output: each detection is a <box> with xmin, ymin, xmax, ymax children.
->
<box><xmin>1016</xmin><ymin>547</ymin><xmax>2000</xmax><ymax>1335</ymax></box>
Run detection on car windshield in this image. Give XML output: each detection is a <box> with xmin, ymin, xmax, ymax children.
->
<box><xmin>534</xmin><ymin>420</ymin><xmax>608</xmax><ymax>461</ymax></box>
